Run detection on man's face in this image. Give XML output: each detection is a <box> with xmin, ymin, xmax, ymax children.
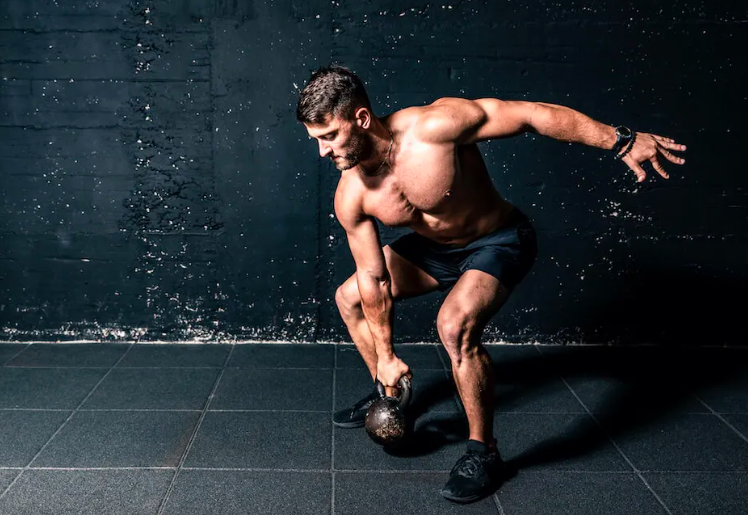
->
<box><xmin>304</xmin><ymin>114</ymin><xmax>369</xmax><ymax>171</ymax></box>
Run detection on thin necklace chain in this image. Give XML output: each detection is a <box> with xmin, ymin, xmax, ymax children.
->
<box><xmin>371</xmin><ymin>130</ymin><xmax>393</xmax><ymax>175</ymax></box>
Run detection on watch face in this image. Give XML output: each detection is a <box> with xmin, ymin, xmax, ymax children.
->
<box><xmin>618</xmin><ymin>126</ymin><xmax>632</xmax><ymax>138</ymax></box>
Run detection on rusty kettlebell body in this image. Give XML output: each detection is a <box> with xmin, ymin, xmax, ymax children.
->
<box><xmin>365</xmin><ymin>375</ymin><xmax>412</xmax><ymax>447</ymax></box>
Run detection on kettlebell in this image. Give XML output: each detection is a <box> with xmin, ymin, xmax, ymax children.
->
<box><xmin>364</xmin><ymin>375</ymin><xmax>412</xmax><ymax>447</ymax></box>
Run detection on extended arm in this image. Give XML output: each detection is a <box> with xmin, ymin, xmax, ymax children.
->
<box><xmin>334</xmin><ymin>184</ymin><xmax>409</xmax><ymax>389</ymax></box>
<box><xmin>420</xmin><ymin>97</ymin><xmax>687</xmax><ymax>182</ymax></box>
<box><xmin>344</xmin><ymin>215</ymin><xmax>394</xmax><ymax>361</ymax></box>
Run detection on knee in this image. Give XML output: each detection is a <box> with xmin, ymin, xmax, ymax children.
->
<box><xmin>335</xmin><ymin>282</ymin><xmax>361</xmax><ymax>319</ymax></box>
<box><xmin>437</xmin><ymin>308</ymin><xmax>479</xmax><ymax>365</ymax></box>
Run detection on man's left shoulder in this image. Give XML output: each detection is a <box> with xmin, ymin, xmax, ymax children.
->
<box><xmin>404</xmin><ymin>98</ymin><xmax>483</xmax><ymax>144</ymax></box>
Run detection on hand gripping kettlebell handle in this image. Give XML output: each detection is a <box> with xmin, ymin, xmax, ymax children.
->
<box><xmin>374</xmin><ymin>375</ymin><xmax>412</xmax><ymax>409</ymax></box>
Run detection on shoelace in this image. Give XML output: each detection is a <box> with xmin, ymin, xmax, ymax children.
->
<box><xmin>451</xmin><ymin>452</ymin><xmax>489</xmax><ymax>478</ymax></box>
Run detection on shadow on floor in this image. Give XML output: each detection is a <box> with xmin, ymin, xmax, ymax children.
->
<box><xmin>387</xmin><ymin>345</ymin><xmax>746</xmax><ymax>463</ymax></box>
<box><xmin>385</xmin><ymin>269</ymin><xmax>748</xmax><ymax>462</ymax></box>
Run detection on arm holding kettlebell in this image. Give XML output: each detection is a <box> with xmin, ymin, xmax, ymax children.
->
<box><xmin>335</xmin><ymin>183</ymin><xmax>410</xmax><ymax>395</ymax></box>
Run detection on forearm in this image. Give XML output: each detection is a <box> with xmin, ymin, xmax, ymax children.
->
<box><xmin>357</xmin><ymin>273</ymin><xmax>395</xmax><ymax>361</ymax></box>
<box><xmin>530</xmin><ymin>102</ymin><xmax>618</xmax><ymax>150</ymax></box>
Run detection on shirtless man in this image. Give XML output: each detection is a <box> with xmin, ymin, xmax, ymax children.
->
<box><xmin>296</xmin><ymin>65</ymin><xmax>686</xmax><ymax>503</ymax></box>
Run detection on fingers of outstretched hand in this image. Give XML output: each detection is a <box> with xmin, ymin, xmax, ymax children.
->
<box><xmin>658</xmin><ymin>146</ymin><xmax>686</xmax><ymax>165</ymax></box>
<box><xmin>649</xmin><ymin>156</ymin><xmax>669</xmax><ymax>179</ymax></box>
<box><xmin>652</xmin><ymin>134</ymin><xmax>687</xmax><ymax>152</ymax></box>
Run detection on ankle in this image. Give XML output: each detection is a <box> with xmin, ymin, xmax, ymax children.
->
<box><xmin>468</xmin><ymin>436</ymin><xmax>497</xmax><ymax>448</ymax></box>
<box><xmin>466</xmin><ymin>437</ymin><xmax>498</xmax><ymax>454</ymax></box>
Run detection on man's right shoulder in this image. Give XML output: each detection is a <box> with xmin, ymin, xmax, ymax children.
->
<box><xmin>333</xmin><ymin>173</ymin><xmax>367</xmax><ymax>231</ymax></box>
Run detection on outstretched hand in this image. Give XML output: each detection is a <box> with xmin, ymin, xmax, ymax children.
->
<box><xmin>620</xmin><ymin>132</ymin><xmax>687</xmax><ymax>182</ymax></box>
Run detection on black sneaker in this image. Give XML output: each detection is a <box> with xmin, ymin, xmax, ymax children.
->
<box><xmin>440</xmin><ymin>440</ymin><xmax>510</xmax><ymax>503</ymax></box>
<box><xmin>332</xmin><ymin>389</ymin><xmax>379</xmax><ymax>428</ymax></box>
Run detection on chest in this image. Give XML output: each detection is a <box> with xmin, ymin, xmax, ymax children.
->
<box><xmin>363</xmin><ymin>143</ymin><xmax>459</xmax><ymax>226</ymax></box>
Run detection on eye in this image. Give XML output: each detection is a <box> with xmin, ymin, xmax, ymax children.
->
<box><xmin>323</xmin><ymin>132</ymin><xmax>336</xmax><ymax>141</ymax></box>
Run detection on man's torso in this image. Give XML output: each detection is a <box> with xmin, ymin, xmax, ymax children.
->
<box><xmin>337</xmin><ymin>107</ymin><xmax>515</xmax><ymax>247</ymax></box>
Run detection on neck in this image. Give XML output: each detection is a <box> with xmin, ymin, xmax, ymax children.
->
<box><xmin>359</xmin><ymin>119</ymin><xmax>393</xmax><ymax>176</ymax></box>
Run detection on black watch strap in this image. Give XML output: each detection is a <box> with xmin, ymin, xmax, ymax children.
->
<box><xmin>614</xmin><ymin>132</ymin><xmax>637</xmax><ymax>160</ymax></box>
<box><xmin>611</xmin><ymin>126</ymin><xmax>633</xmax><ymax>154</ymax></box>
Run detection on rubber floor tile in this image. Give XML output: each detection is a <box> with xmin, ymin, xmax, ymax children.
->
<box><xmin>31</xmin><ymin>410</ymin><xmax>200</xmax><ymax>467</ymax></box>
<box><xmin>0</xmin><ymin>368</ymin><xmax>107</xmax><ymax>409</ymax></box>
<box><xmin>0</xmin><ymin>470</ymin><xmax>173</xmax><ymax>515</ymax></box>
<box><xmin>335</xmin><ymin>472</ymin><xmax>499</xmax><ymax>514</ymax></box>
<box><xmin>210</xmin><ymin>368</ymin><xmax>332</xmax><ymax>411</ymax></box>
<box><xmin>118</xmin><ymin>344</ymin><xmax>230</xmax><ymax>368</ymax></box>
<box><xmin>81</xmin><ymin>367</ymin><xmax>219</xmax><ymax>409</ymax></box>
<box><xmin>609</xmin><ymin>414</ymin><xmax>748</xmax><ymax>471</ymax></box>
<box><xmin>184</xmin><ymin>411</ymin><xmax>331</xmax><ymax>469</ymax></box>
<box><xmin>0</xmin><ymin>410</ymin><xmax>70</xmax><ymax>466</ymax></box>
<box><xmin>644</xmin><ymin>472</ymin><xmax>748</xmax><ymax>515</ymax></box>
<box><xmin>496</xmin><ymin>471</ymin><xmax>667</xmax><ymax>515</ymax></box>
<box><xmin>228</xmin><ymin>344</ymin><xmax>334</xmax><ymax>368</ymax></box>
<box><xmin>6</xmin><ymin>343</ymin><xmax>128</xmax><ymax>367</ymax></box>
<box><xmin>163</xmin><ymin>470</ymin><xmax>331</xmax><ymax>515</ymax></box>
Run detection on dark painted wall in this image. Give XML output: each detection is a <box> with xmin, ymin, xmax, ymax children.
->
<box><xmin>0</xmin><ymin>1</ymin><xmax>745</xmax><ymax>344</ymax></box>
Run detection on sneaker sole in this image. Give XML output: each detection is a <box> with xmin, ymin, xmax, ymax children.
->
<box><xmin>332</xmin><ymin>419</ymin><xmax>365</xmax><ymax>429</ymax></box>
<box><xmin>440</xmin><ymin>490</ymin><xmax>488</xmax><ymax>504</ymax></box>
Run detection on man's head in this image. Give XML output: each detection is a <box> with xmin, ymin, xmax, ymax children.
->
<box><xmin>297</xmin><ymin>65</ymin><xmax>375</xmax><ymax>171</ymax></box>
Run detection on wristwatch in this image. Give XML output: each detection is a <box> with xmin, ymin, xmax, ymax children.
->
<box><xmin>611</xmin><ymin>126</ymin><xmax>633</xmax><ymax>154</ymax></box>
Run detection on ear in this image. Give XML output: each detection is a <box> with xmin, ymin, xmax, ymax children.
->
<box><xmin>354</xmin><ymin>107</ymin><xmax>372</xmax><ymax>129</ymax></box>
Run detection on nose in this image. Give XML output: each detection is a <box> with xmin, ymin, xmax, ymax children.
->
<box><xmin>318</xmin><ymin>142</ymin><xmax>332</xmax><ymax>158</ymax></box>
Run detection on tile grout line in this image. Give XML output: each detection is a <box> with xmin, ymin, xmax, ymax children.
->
<box><xmin>535</xmin><ymin>346</ymin><xmax>674</xmax><ymax>515</ymax></box>
<box><xmin>0</xmin><ymin>407</ymin><xmax>471</xmax><ymax>413</ymax></box>
<box><xmin>78</xmin><ymin>408</ymin><xmax>202</xmax><ymax>413</ymax></box>
<box><xmin>559</xmin><ymin>374</ymin><xmax>674</xmax><ymax>515</ymax></box>
<box><xmin>492</xmin><ymin>493</ymin><xmax>507</xmax><ymax>515</ymax></box>
<box><xmin>0</xmin><ymin>344</ymin><xmax>33</xmax><ymax>367</ymax></box>
<box><xmin>694</xmin><ymin>395</ymin><xmax>748</xmax><ymax>445</ymax></box>
<box><xmin>331</xmin><ymin>345</ymin><xmax>337</xmax><ymax>515</ymax></box>
<box><xmin>0</xmin><ymin>343</ymin><xmax>137</xmax><ymax>501</ymax></box>
<box><xmin>115</xmin><ymin>366</ymin><xmax>225</xmax><ymax>369</ymax></box>
<box><xmin>155</xmin><ymin>344</ymin><xmax>236</xmax><ymax>515</ymax></box>
<box><xmin>0</xmin><ymin>408</ymin><xmax>71</xmax><ymax>412</ymax></box>
<box><xmin>491</xmin><ymin>345</ymin><xmax>545</xmax><ymax>514</ymax></box>
<box><xmin>10</xmin><ymin>465</ymin><xmax>746</xmax><ymax>474</ymax></box>
<box><xmin>6</xmin><ymin>365</ymin><xmax>338</xmax><ymax>370</ymax></box>
<box><xmin>16</xmin><ymin>467</ymin><xmax>177</xmax><ymax>471</ymax></box>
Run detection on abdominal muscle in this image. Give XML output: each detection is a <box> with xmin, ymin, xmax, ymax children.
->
<box><xmin>368</xmin><ymin>185</ymin><xmax>515</xmax><ymax>247</ymax></box>
<box><xmin>411</xmin><ymin>195</ymin><xmax>514</xmax><ymax>247</ymax></box>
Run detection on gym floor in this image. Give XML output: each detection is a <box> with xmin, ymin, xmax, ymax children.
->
<box><xmin>0</xmin><ymin>342</ymin><xmax>745</xmax><ymax>514</ymax></box>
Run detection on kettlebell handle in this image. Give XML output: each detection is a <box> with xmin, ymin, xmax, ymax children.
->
<box><xmin>374</xmin><ymin>375</ymin><xmax>412</xmax><ymax>409</ymax></box>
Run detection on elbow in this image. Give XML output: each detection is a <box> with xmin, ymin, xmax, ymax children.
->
<box><xmin>357</xmin><ymin>268</ymin><xmax>390</xmax><ymax>287</ymax></box>
<box><xmin>357</xmin><ymin>271</ymin><xmax>392</xmax><ymax>303</ymax></box>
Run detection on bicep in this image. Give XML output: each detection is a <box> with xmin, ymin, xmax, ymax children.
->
<box><xmin>345</xmin><ymin>217</ymin><xmax>388</xmax><ymax>281</ymax></box>
<box><xmin>421</xmin><ymin>98</ymin><xmax>538</xmax><ymax>144</ymax></box>
<box><xmin>469</xmin><ymin>98</ymin><xmax>538</xmax><ymax>142</ymax></box>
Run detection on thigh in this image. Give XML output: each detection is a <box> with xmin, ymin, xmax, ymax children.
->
<box><xmin>340</xmin><ymin>245</ymin><xmax>440</xmax><ymax>303</ymax></box>
<box><xmin>438</xmin><ymin>269</ymin><xmax>512</xmax><ymax>331</ymax></box>
<box><xmin>384</xmin><ymin>245</ymin><xmax>441</xmax><ymax>300</ymax></box>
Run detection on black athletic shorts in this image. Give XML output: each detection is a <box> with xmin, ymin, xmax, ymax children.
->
<box><xmin>388</xmin><ymin>208</ymin><xmax>537</xmax><ymax>292</ymax></box>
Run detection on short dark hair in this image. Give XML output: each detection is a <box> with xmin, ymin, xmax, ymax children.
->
<box><xmin>296</xmin><ymin>65</ymin><xmax>372</xmax><ymax>124</ymax></box>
